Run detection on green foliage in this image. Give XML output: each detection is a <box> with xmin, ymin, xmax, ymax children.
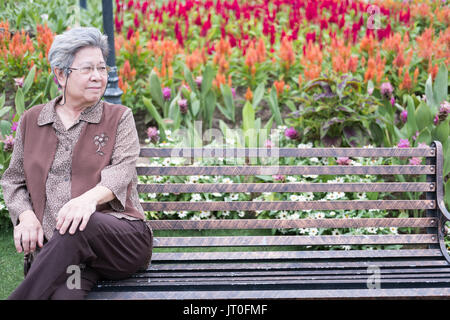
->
<box><xmin>285</xmin><ymin>73</ymin><xmax>382</xmax><ymax>147</ymax></box>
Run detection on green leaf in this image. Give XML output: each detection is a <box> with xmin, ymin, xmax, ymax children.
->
<box><xmin>415</xmin><ymin>101</ymin><xmax>432</xmax><ymax>131</ymax></box>
<box><xmin>0</xmin><ymin>93</ymin><xmax>5</xmax><ymax>109</ymax></box>
<box><xmin>201</xmin><ymin>64</ymin><xmax>215</xmax><ymax>97</ymax></box>
<box><xmin>0</xmin><ymin>106</ymin><xmax>12</xmax><ymax>118</ymax></box>
<box><xmin>149</xmin><ymin>70</ymin><xmax>164</xmax><ymax>109</ymax></box>
<box><xmin>143</xmin><ymin>96</ymin><xmax>166</xmax><ymax>141</ymax></box>
<box><xmin>433</xmin><ymin>63</ymin><xmax>448</xmax><ymax>106</ymax></box>
<box><xmin>220</xmin><ymin>84</ymin><xmax>235</xmax><ymax>123</ymax></box>
<box><xmin>267</xmin><ymin>87</ymin><xmax>283</xmax><ymax>126</ymax></box>
<box><xmin>0</xmin><ymin>119</ymin><xmax>11</xmax><ymax>136</ymax></box>
<box><xmin>425</xmin><ymin>75</ymin><xmax>437</xmax><ymax>112</ymax></box>
<box><xmin>183</xmin><ymin>65</ymin><xmax>199</xmax><ymax>96</ymax></box>
<box><xmin>252</xmin><ymin>82</ymin><xmax>265</xmax><ymax>106</ymax></box>
<box><xmin>216</xmin><ymin>103</ymin><xmax>233</xmax><ymax>121</ymax></box>
<box><xmin>433</xmin><ymin>118</ymin><xmax>449</xmax><ymax>144</ymax></box>
<box><xmin>22</xmin><ymin>65</ymin><xmax>36</xmax><ymax>95</ymax></box>
<box><xmin>405</xmin><ymin>96</ymin><xmax>418</xmax><ymax>137</ymax></box>
<box><xmin>15</xmin><ymin>88</ymin><xmax>25</xmax><ymax>116</ymax></box>
<box><xmin>204</xmin><ymin>89</ymin><xmax>217</xmax><ymax>129</ymax></box>
<box><xmin>416</xmin><ymin>127</ymin><xmax>431</xmax><ymax>145</ymax></box>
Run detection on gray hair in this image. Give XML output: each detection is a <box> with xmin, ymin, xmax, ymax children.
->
<box><xmin>48</xmin><ymin>27</ymin><xmax>109</xmax><ymax>75</ymax></box>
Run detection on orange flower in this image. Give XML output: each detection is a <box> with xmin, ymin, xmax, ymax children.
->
<box><xmin>413</xmin><ymin>67</ymin><xmax>419</xmax><ymax>84</ymax></box>
<box><xmin>245</xmin><ymin>87</ymin><xmax>253</xmax><ymax>101</ymax></box>
<box><xmin>399</xmin><ymin>69</ymin><xmax>412</xmax><ymax>91</ymax></box>
<box><xmin>186</xmin><ymin>48</ymin><xmax>203</xmax><ymax>71</ymax></box>
<box><xmin>36</xmin><ymin>23</ymin><xmax>54</xmax><ymax>58</ymax></box>
<box><xmin>245</xmin><ymin>43</ymin><xmax>258</xmax><ymax>76</ymax></box>
<box><xmin>256</xmin><ymin>37</ymin><xmax>266</xmax><ymax>63</ymax></box>
<box><xmin>301</xmin><ymin>41</ymin><xmax>323</xmax><ymax>81</ymax></box>
<box><xmin>273</xmin><ymin>80</ymin><xmax>285</xmax><ymax>97</ymax></box>
<box><xmin>298</xmin><ymin>73</ymin><xmax>303</xmax><ymax>87</ymax></box>
<box><xmin>279</xmin><ymin>37</ymin><xmax>295</xmax><ymax>70</ymax></box>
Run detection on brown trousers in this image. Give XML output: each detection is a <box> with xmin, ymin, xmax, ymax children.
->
<box><xmin>8</xmin><ymin>212</ymin><xmax>153</xmax><ymax>300</ymax></box>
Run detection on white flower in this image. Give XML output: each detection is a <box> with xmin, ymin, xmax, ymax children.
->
<box><xmin>286</xmin><ymin>176</ymin><xmax>297</xmax><ymax>182</ymax></box>
<box><xmin>315</xmin><ymin>212</ymin><xmax>325</xmax><ymax>219</ymax></box>
<box><xmin>310</xmin><ymin>157</ymin><xmax>320</xmax><ymax>163</ymax></box>
<box><xmin>367</xmin><ymin>227</ymin><xmax>378</xmax><ymax>234</ymax></box>
<box><xmin>238</xmin><ymin>211</ymin><xmax>245</xmax><ymax>217</ymax></box>
<box><xmin>222</xmin><ymin>178</ymin><xmax>233</xmax><ymax>184</ymax></box>
<box><xmin>190</xmin><ymin>193</ymin><xmax>202</xmax><ymax>202</ymax></box>
<box><xmin>148</xmin><ymin>193</ymin><xmax>157</xmax><ymax>199</ymax></box>
<box><xmin>177</xmin><ymin>211</ymin><xmax>188</xmax><ymax>218</ymax></box>
<box><xmin>297</xmin><ymin>142</ymin><xmax>313</xmax><ymax>148</ymax></box>
<box><xmin>222</xmin><ymin>211</ymin><xmax>230</xmax><ymax>217</ymax></box>
<box><xmin>290</xmin><ymin>195</ymin><xmax>300</xmax><ymax>201</ymax></box>
<box><xmin>389</xmin><ymin>227</ymin><xmax>398</xmax><ymax>234</ymax></box>
<box><xmin>190</xmin><ymin>215</ymin><xmax>201</xmax><ymax>220</ymax></box>
<box><xmin>308</xmin><ymin>228</ymin><xmax>319</xmax><ymax>236</ymax></box>
<box><xmin>212</xmin><ymin>193</ymin><xmax>222</xmax><ymax>197</ymax></box>
<box><xmin>329</xmin><ymin>211</ymin><xmax>336</xmax><ymax>216</ymax></box>
<box><xmin>200</xmin><ymin>211</ymin><xmax>210</xmax><ymax>218</ymax></box>
<box><xmin>230</xmin><ymin>193</ymin><xmax>239</xmax><ymax>201</ymax></box>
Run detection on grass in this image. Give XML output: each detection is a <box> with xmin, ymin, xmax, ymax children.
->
<box><xmin>0</xmin><ymin>228</ymin><xmax>23</xmax><ymax>300</ymax></box>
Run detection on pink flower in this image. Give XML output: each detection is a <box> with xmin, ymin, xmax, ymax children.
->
<box><xmin>147</xmin><ymin>127</ymin><xmax>160</xmax><ymax>144</ymax></box>
<box><xmin>14</xmin><ymin>77</ymin><xmax>24</xmax><ymax>88</ymax></box>
<box><xmin>400</xmin><ymin>110</ymin><xmax>408</xmax><ymax>123</ymax></box>
<box><xmin>284</xmin><ymin>127</ymin><xmax>299</xmax><ymax>140</ymax></box>
<box><xmin>162</xmin><ymin>87</ymin><xmax>171</xmax><ymax>100</ymax></box>
<box><xmin>409</xmin><ymin>157</ymin><xmax>422</xmax><ymax>165</ymax></box>
<box><xmin>380</xmin><ymin>82</ymin><xmax>393</xmax><ymax>97</ymax></box>
<box><xmin>397</xmin><ymin>139</ymin><xmax>410</xmax><ymax>148</ymax></box>
<box><xmin>336</xmin><ymin>157</ymin><xmax>351</xmax><ymax>165</ymax></box>
<box><xmin>3</xmin><ymin>135</ymin><xmax>14</xmax><ymax>152</ymax></box>
<box><xmin>11</xmin><ymin>122</ymin><xmax>18</xmax><ymax>132</ymax></box>
<box><xmin>264</xmin><ymin>140</ymin><xmax>274</xmax><ymax>148</ymax></box>
<box><xmin>390</xmin><ymin>96</ymin><xmax>395</xmax><ymax>106</ymax></box>
<box><xmin>195</xmin><ymin>76</ymin><xmax>203</xmax><ymax>89</ymax></box>
<box><xmin>272</xmin><ymin>174</ymin><xmax>285</xmax><ymax>182</ymax></box>
<box><xmin>178</xmin><ymin>99</ymin><xmax>188</xmax><ymax>114</ymax></box>
<box><xmin>434</xmin><ymin>114</ymin><xmax>439</xmax><ymax>125</ymax></box>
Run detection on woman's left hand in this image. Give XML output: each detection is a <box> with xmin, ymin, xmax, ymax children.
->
<box><xmin>56</xmin><ymin>195</ymin><xmax>97</xmax><ymax>235</ymax></box>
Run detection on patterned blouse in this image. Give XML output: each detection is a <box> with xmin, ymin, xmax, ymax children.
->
<box><xmin>1</xmin><ymin>96</ymin><xmax>144</xmax><ymax>240</ymax></box>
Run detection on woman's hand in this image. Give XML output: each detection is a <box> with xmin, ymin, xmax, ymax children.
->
<box><xmin>14</xmin><ymin>210</ymin><xmax>44</xmax><ymax>254</ymax></box>
<box><xmin>56</xmin><ymin>195</ymin><xmax>97</xmax><ymax>235</ymax></box>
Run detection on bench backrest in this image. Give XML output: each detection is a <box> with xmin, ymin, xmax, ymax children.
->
<box><xmin>138</xmin><ymin>141</ymin><xmax>449</xmax><ymax>261</ymax></box>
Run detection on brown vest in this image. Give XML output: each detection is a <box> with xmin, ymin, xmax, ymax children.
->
<box><xmin>21</xmin><ymin>101</ymin><xmax>144</xmax><ymax>224</ymax></box>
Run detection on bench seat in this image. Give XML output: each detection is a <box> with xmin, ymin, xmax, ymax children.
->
<box><xmin>87</xmin><ymin>142</ymin><xmax>450</xmax><ymax>300</ymax></box>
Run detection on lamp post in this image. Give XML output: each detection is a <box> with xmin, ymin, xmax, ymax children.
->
<box><xmin>101</xmin><ymin>0</ymin><xmax>123</xmax><ymax>104</ymax></box>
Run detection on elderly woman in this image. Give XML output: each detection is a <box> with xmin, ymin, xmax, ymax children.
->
<box><xmin>0</xmin><ymin>27</ymin><xmax>152</xmax><ymax>299</ymax></box>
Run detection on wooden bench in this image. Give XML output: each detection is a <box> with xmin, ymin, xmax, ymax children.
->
<box><xmin>87</xmin><ymin>141</ymin><xmax>450</xmax><ymax>299</ymax></box>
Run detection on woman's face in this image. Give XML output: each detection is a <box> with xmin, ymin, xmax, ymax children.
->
<box><xmin>58</xmin><ymin>46</ymin><xmax>108</xmax><ymax>109</ymax></box>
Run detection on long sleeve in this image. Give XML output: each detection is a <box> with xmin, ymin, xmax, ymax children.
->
<box><xmin>0</xmin><ymin>115</ymin><xmax>34</xmax><ymax>227</ymax></box>
<box><xmin>96</xmin><ymin>108</ymin><xmax>140</xmax><ymax>212</ymax></box>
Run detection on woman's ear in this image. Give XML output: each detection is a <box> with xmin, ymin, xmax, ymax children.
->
<box><xmin>54</xmin><ymin>67</ymin><xmax>66</xmax><ymax>88</ymax></box>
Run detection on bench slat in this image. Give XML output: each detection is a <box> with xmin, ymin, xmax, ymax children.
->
<box><xmin>148</xmin><ymin>259</ymin><xmax>449</xmax><ymax>271</ymax></box>
<box><xmin>140</xmin><ymin>147</ymin><xmax>435</xmax><ymax>158</ymax></box>
<box><xmin>86</xmin><ymin>288</ymin><xmax>450</xmax><ymax>300</ymax></box>
<box><xmin>138</xmin><ymin>182</ymin><xmax>435</xmax><ymax>193</ymax></box>
<box><xmin>143</xmin><ymin>200</ymin><xmax>435</xmax><ymax>211</ymax></box>
<box><xmin>153</xmin><ymin>234</ymin><xmax>437</xmax><ymax>247</ymax></box>
<box><xmin>150</xmin><ymin>249</ymin><xmax>443</xmax><ymax>261</ymax></box>
<box><xmin>147</xmin><ymin>218</ymin><xmax>437</xmax><ymax>230</ymax></box>
<box><xmin>100</xmin><ymin>276</ymin><xmax>450</xmax><ymax>288</ymax></box>
<box><xmin>137</xmin><ymin>267</ymin><xmax>450</xmax><ymax>278</ymax></box>
<box><xmin>137</xmin><ymin>165</ymin><xmax>435</xmax><ymax>176</ymax></box>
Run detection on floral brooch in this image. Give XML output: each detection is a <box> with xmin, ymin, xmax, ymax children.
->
<box><xmin>94</xmin><ymin>133</ymin><xmax>109</xmax><ymax>156</ymax></box>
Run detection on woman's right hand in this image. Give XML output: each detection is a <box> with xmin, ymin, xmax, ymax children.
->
<box><xmin>14</xmin><ymin>210</ymin><xmax>44</xmax><ymax>254</ymax></box>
